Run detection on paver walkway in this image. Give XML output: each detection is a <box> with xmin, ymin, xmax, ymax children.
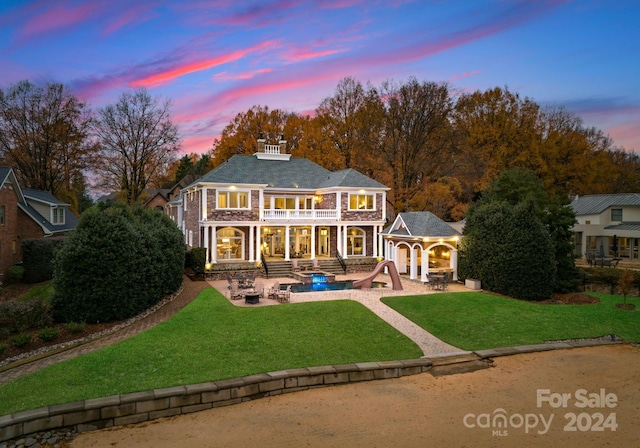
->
<box><xmin>210</xmin><ymin>273</ymin><xmax>467</xmax><ymax>356</ymax></box>
<box><xmin>0</xmin><ymin>272</ymin><xmax>466</xmax><ymax>384</ymax></box>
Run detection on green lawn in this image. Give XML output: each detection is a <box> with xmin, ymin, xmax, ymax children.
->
<box><xmin>0</xmin><ymin>288</ymin><xmax>421</xmax><ymax>416</ymax></box>
<box><xmin>382</xmin><ymin>292</ymin><xmax>640</xmax><ymax>350</ymax></box>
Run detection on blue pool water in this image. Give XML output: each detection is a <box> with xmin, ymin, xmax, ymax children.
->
<box><xmin>284</xmin><ymin>280</ymin><xmax>386</xmax><ymax>293</ymax></box>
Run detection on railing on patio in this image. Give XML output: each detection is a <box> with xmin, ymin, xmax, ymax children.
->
<box><xmin>336</xmin><ymin>251</ymin><xmax>347</xmax><ymax>273</ymax></box>
<box><xmin>262</xmin><ymin>209</ymin><xmax>338</xmax><ymax>220</ymax></box>
<box><xmin>261</xmin><ymin>252</ymin><xmax>269</xmax><ymax>277</ymax></box>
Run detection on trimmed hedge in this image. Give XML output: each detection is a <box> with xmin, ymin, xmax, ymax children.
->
<box><xmin>21</xmin><ymin>238</ymin><xmax>66</xmax><ymax>284</ymax></box>
<box><xmin>0</xmin><ymin>300</ymin><xmax>52</xmax><ymax>334</ymax></box>
<box><xmin>51</xmin><ymin>203</ymin><xmax>185</xmax><ymax>323</ymax></box>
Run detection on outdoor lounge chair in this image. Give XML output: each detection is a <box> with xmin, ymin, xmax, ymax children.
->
<box><xmin>229</xmin><ymin>280</ymin><xmax>244</xmax><ymax>300</ymax></box>
<box><xmin>253</xmin><ymin>281</ymin><xmax>264</xmax><ymax>298</ymax></box>
<box><xmin>267</xmin><ymin>281</ymin><xmax>280</xmax><ymax>300</ymax></box>
<box><xmin>277</xmin><ymin>285</ymin><xmax>291</xmax><ymax>303</ymax></box>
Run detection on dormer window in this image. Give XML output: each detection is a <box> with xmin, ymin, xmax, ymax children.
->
<box><xmin>52</xmin><ymin>207</ymin><xmax>65</xmax><ymax>225</ymax></box>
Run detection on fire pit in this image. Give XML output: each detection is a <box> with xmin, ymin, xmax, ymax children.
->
<box><xmin>244</xmin><ymin>292</ymin><xmax>260</xmax><ymax>304</ymax></box>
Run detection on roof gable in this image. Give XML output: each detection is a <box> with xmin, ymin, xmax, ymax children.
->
<box><xmin>385</xmin><ymin>212</ymin><xmax>461</xmax><ymax>238</ymax></box>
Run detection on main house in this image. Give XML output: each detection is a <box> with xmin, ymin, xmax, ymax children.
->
<box><xmin>571</xmin><ymin>193</ymin><xmax>640</xmax><ymax>260</ymax></box>
<box><xmin>167</xmin><ymin>138</ymin><xmax>389</xmax><ymax>271</ymax></box>
<box><xmin>0</xmin><ymin>167</ymin><xmax>78</xmax><ymax>277</ymax></box>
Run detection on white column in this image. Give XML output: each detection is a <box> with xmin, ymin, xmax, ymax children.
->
<box><xmin>211</xmin><ymin>225</ymin><xmax>217</xmax><ymax>263</ymax></box>
<box><xmin>256</xmin><ymin>225</ymin><xmax>262</xmax><ymax>261</ymax></box>
<box><xmin>372</xmin><ymin>225</ymin><xmax>378</xmax><ymax>258</ymax></box>
<box><xmin>421</xmin><ymin>248</ymin><xmax>428</xmax><ymax>282</ymax></box>
<box><xmin>342</xmin><ymin>225</ymin><xmax>348</xmax><ymax>259</ymax></box>
<box><xmin>285</xmin><ymin>225</ymin><xmax>290</xmax><ymax>260</ymax></box>
<box><xmin>203</xmin><ymin>225</ymin><xmax>209</xmax><ymax>263</ymax></box>
<box><xmin>410</xmin><ymin>246</ymin><xmax>418</xmax><ymax>280</ymax></box>
<box><xmin>311</xmin><ymin>225</ymin><xmax>316</xmax><ymax>259</ymax></box>
<box><xmin>451</xmin><ymin>249</ymin><xmax>458</xmax><ymax>281</ymax></box>
<box><xmin>202</xmin><ymin>188</ymin><xmax>207</xmax><ymax>220</ymax></box>
<box><xmin>249</xmin><ymin>225</ymin><xmax>255</xmax><ymax>262</ymax></box>
<box><xmin>378</xmin><ymin>226</ymin><xmax>384</xmax><ymax>258</ymax></box>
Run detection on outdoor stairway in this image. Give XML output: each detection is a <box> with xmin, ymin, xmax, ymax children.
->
<box><xmin>263</xmin><ymin>258</ymin><xmax>346</xmax><ymax>278</ymax></box>
<box><xmin>264</xmin><ymin>260</ymin><xmax>293</xmax><ymax>278</ymax></box>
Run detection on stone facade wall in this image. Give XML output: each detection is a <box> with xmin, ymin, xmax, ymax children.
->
<box><xmin>205</xmin><ymin>189</ymin><xmax>260</xmax><ymax>222</ymax></box>
<box><xmin>341</xmin><ymin>193</ymin><xmax>383</xmax><ymax>221</ymax></box>
<box><xmin>183</xmin><ymin>190</ymin><xmax>200</xmax><ymax>248</ymax></box>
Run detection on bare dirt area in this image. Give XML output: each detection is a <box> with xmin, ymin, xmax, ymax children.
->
<box><xmin>72</xmin><ymin>344</ymin><xmax>640</xmax><ymax>448</ymax></box>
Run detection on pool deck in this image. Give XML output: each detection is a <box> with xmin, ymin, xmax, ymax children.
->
<box><xmin>209</xmin><ymin>273</ymin><xmax>470</xmax><ymax>357</ymax></box>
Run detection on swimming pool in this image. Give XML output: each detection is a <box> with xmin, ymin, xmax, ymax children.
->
<box><xmin>283</xmin><ymin>280</ymin><xmax>386</xmax><ymax>293</ymax></box>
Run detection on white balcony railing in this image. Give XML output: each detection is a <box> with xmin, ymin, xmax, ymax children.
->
<box><xmin>262</xmin><ymin>209</ymin><xmax>338</xmax><ymax>220</ymax></box>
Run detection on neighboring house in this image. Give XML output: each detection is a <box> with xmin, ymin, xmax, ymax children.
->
<box><xmin>382</xmin><ymin>212</ymin><xmax>461</xmax><ymax>282</ymax></box>
<box><xmin>0</xmin><ymin>167</ymin><xmax>78</xmax><ymax>277</ymax></box>
<box><xmin>98</xmin><ymin>175</ymin><xmax>198</xmax><ymax>211</ymax></box>
<box><xmin>167</xmin><ymin>138</ymin><xmax>389</xmax><ymax>268</ymax></box>
<box><xmin>571</xmin><ymin>193</ymin><xmax>640</xmax><ymax>260</ymax></box>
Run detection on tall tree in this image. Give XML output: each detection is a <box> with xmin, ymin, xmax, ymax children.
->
<box><xmin>316</xmin><ymin>77</ymin><xmax>379</xmax><ymax>169</ymax></box>
<box><xmin>377</xmin><ymin>78</ymin><xmax>454</xmax><ymax>214</ymax></box>
<box><xmin>93</xmin><ymin>89</ymin><xmax>180</xmax><ymax>203</ymax></box>
<box><xmin>0</xmin><ymin>80</ymin><xmax>94</xmax><ymax>207</ymax></box>
<box><xmin>211</xmin><ymin>106</ymin><xmax>294</xmax><ymax>165</ymax></box>
<box><xmin>453</xmin><ymin>87</ymin><xmax>542</xmax><ymax>197</ymax></box>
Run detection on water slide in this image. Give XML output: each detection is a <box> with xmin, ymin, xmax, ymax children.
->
<box><xmin>353</xmin><ymin>260</ymin><xmax>403</xmax><ymax>290</ymax></box>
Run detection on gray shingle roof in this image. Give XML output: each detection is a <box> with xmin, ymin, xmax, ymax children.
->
<box><xmin>194</xmin><ymin>155</ymin><xmax>387</xmax><ymax>190</ymax></box>
<box><xmin>571</xmin><ymin>194</ymin><xmax>640</xmax><ymax>215</ymax></box>
<box><xmin>22</xmin><ymin>188</ymin><xmax>69</xmax><ymax>206</ymax></box>
<box><xmin>384</xmin><ymin>212</ymin><xmax>461</xmax><ymax>238</ymax></box>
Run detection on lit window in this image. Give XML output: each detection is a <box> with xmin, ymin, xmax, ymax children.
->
<box><xmin>349</xmin><ymin>194</ymin><xmax>374</xmax><ymax>210</ymax></box>
<box><xmin>218</xmin><ymin>191</ymin><xmax>249</xmax><ymax>209</ymax></box>
<box><xmin>611</xmin><ymin>208</ymin><xmax>622</xmax><ymax>221</ymax></box>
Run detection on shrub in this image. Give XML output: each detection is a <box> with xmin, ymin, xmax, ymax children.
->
<box><xmin>52</xmin><ymin>203</ymin><xmax>185</xmax><ymax>323</ymax></box>
<box><xmin>37</xmin><ymin>327</ymin><xmax>60</xmax><ymax>342</ymax></box>
<box><xmin>0</xmin><ymin>343</ymin><xmax>6</xmax><ymax>356</ymax></box>
<box><xmin>0</xmin><ymin>300</ymin><xmax>52</xmax><ymax>334</ymax></box>
<box><xmin>186</xmin><ymin>247</ymin><xmax>207</xmax><ymax>276</ymax></box>
<box><xmin>460</xmin><ymin>200</ymin><xmax>555</xmax><ymax>301</ymax></box>
<box><xmin>7</xmin><ymin>265</ymin><xmax>25</xmax><ymax>282</ymax></box>
<box><xmin>64</xmin><ymin>322</ymin><xmax>85</xmax><ymax>334</ymax></box>
<box><xmin>11</xmin><ymin>333</ymin><xmax>32</xmax><ymax>348</ymax></box>
<box><xmin>21</xmin><ymin>238</ymin><xmax>65</xmax><ymax>284</ymax></box>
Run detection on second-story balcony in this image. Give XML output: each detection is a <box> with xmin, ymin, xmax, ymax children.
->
<box><xmin>262</xmin><ymin>209</ymin><xmax>338</xmax><ymax>221</ymax></box>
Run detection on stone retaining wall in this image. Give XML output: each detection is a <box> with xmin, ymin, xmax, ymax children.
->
<box><xmin>0</xmin><ymin>359</ymin><xmax>434</xmax><ymax>443</ymax></box>
<box><xmin>0</xmin><ymin>340</ymin><xmax>623</xmax><ymax>443</ymax></box>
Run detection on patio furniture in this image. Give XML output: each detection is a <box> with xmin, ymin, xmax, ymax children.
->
<box><xmin>267</xmin><ymin>281</ymin><xmax>280</xmax><ymax>300</ymax></box>
<box><xmin>253</xmin><ymin>281</ymin><xmax>264</xmax><ymax>298</ymax></box>
<box><xmin>229</xmin><ymin>280</ymin><xmax>244</xmax><ymax>300</ymax></box>
<box><xmin>245</xmin><ymin>292</ymin><xmax>260</xmax><ymax>305</ymax></box>
<box><xmin>277</xmin><ymin>285</ymin><xmax>291</xmax><ymax>303</ymax></box>
<box><xmin>291</xmin><ymin>259</ymin><xmax>300</xmax><ymax>272</ymax></box>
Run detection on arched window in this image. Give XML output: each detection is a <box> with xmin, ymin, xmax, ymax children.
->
<box><xmin>216</xmin><ymin>227</ymin><xmax>244</xmax><ymax>260</ymax></box>
<box><xmin>346</xmin><ymin>227</ymin><xmax>365</xmax><ymax>256</ymax></box>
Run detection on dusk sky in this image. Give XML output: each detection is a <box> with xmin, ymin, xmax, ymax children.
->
<box><xmin>1</xmin><ymin>0</ymin><xmax>638</xmax><ymax>155</ymax></box>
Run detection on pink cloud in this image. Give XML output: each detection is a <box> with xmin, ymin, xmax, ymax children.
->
<box><xmin>449</xmin><ymin>70</ymin><xmax>481</xmax><ymax>82</ymax></box>
<box><xmin>102</xmin><ymin>2</ymin><xmax>158</xmax><ymax>36</ymax></box>
<box><xmin>283</xmin><ymin>47</ymin><xmax>346</xmax><ymax>62</ymax></box>
<box><xmin>181</xmin><ymin>134</ymin><xmax>217</xmax><ymax>155</ymax></box>
<box><xmin>212</xmin><ymin>0</ymin><xmax>303</xmax><ymax>27</ymax></box>
<box><xmin>18</xmin><ymin>1</ymin><xmax>102</xmax><ymax>41</ymax></box>
<box><xmin>213</xmin><ymin>68</ymin><xmax>274</xmax><ymax>81</ymax></box>
<box><xmin>129</xmin><ymin>40</ymin><xmax>276</xmax><ymax>87</ymax></box>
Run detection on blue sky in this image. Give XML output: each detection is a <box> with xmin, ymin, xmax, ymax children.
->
<box><xmin>1</xmin><ymin>0</ymin><xmax>638</xmax><ymax>154</ymax></box>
